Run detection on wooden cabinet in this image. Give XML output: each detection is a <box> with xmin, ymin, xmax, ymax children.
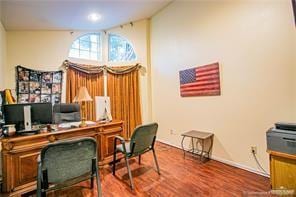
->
<box><xmin>15</xmin><ymin>151</ymin><xmax>39</xmax><ymax>188</ymax></box>
<box><xmin>101</xmin><ymin>129</ymin><xmax>119</xmax><ymax>158</ymax></box>
<box><xmin>268</xmin><ymin>150</ymin><xmax>296</xmax><ymax>190</ymax></box>
<box><xmin>98</xmin><ymin>121</ymin><xmax>124</xmax><ymax>164</ymax></box>
<box><xmin>1</xmin><ymin>120</ymin><xmax>123</xmax><ymax>196</ymax></box>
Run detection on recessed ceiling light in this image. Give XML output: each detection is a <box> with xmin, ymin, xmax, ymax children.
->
<box><xmin>88</xmin><ymin>13</ymin><xmax>101</xmax><ymax>22</ymax></box>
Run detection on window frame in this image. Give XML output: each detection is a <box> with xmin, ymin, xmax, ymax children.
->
<box><xmin>107</xmin><ymin>33</ymin><xmax>137</xmax><ymax>63</ymax></box>
<box><xmin>69</xmin><ymin>33</ymin><xmax>102</xmax><ymax>62</ymax></box>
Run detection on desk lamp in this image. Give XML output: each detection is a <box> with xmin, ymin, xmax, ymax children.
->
<box><xmin>74</xmin><ymin>86</ymin><xmax>93</xmax><ymax>127</ymax></box>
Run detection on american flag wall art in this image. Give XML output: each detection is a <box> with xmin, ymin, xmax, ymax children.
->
<box><xmin>179</xmin><ymin>62</ymin><xmax>221</xmax><ymax>97</ymax></box>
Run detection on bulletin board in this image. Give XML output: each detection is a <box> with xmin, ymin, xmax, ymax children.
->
<box><xmin>16</xmin><ymin>66</ymin><xmax>63</xmax><ymax>104</ymax></box>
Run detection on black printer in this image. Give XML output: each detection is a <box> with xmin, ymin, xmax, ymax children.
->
<box><xmin>267</xmin><ymin>122</ymin><xmax>296</xmax><ymax>155</ymax></box>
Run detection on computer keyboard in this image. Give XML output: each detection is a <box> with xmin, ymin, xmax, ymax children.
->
<box><xmin>59</xmin><ymin>121</ymin><xmax>96</xmax><ymax>129</ymax></box>
<box><xmin>17</xmin><ymin>128</ymin><xmax>40</xmax><ymax>135</ymax></box>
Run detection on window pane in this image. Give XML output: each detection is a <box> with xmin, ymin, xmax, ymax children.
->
<box><xmin>72</xmin><ymin>40</ymin><xmax>79</xmax><ymax>49</ymax></box>
<box><xmin>80</xmin><ymin>35</ymin><xmax>90</xmax><ymax>42</ymax></box>
<box><xmin>69</xmin><ymin>48</ymin><xmax>79</xmax><ymax>58</ymax></box>
<box><xmin>91</xmin><ymin>42</ymin><xmax>98</xmax><ymax>52</ymax></box>
<box><xmin>80</xmin><ymin>50</ymin><xmax>89</xmax><ymax>59</ymax></box>
<box><xmin>90</xmin><ymin>34</ymin><xmax>98</xmax><ymax>43</ymax></box>
<box><xmin>98</xmin><ymin>51</ymin><xmax>102</xmax><ymax>61</ymax></box>
<box><xmin>80</xmin><ymin>40</ymin><xmax>90</xmax><ymax>51</ymax></box>
<box><xmin>90</xmin><ymin>52</ymin><xmax>98</xmax><ymax>60</ymax></box>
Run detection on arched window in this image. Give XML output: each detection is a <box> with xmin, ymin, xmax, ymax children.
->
<box><xmin>108</xmin><ymin>34</ymin><xmax>136</xmax><ymax>62</ymax></box>
<box><xmin>69</xmin><ymin>33</ymin><xmax>102</xmax><ymax>61</ymax></box>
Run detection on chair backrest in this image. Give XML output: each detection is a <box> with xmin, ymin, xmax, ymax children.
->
<box><xmin>40</xmin><ymin>137</ymin><xmax>97</xmax><ymax>184</ymax></box>
<box><xmin>129</xmin><ymin>123</ymin><xmax>158</xmax><ymax>155</ymax></box>
<box><xmin>53</xmin><ymin>103</ymin><xmax>81</xmax><ymax>124</ymax></box>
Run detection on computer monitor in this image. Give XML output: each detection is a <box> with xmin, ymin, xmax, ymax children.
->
<box><xmin>3</xmin><ymin>103</ymin><xmax>53</xmax><ymax>131</ymax></box>
<box><xmin>95</xmin><ymin>96</ymin><xmax>112</xmax><ymax>121</ymax></box>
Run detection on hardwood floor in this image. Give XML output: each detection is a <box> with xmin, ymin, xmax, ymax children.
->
<box><xmin>28</xmin><ymin>142</ymin><xmax>270</xmax><ymax>197</ymax></box>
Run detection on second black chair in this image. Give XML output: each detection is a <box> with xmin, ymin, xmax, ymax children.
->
<box><xmin>112</xmin><ymin>122</ymin><xmax>160</xmax><ymax>189</ymax></box>
<box><xmin>52</xmin><ymin>103</ymin><xmax>81</xmax><ymax>124</ymax></box>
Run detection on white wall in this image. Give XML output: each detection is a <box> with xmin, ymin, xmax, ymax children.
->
<box><xmin>151</xmin><ymin>0</ymin><xmax>296</xmax><ymax>173</ymax></box>
<box><xmin>294</xmin><ymin>28</ymin><xmax>296</xmax><ymax>118</ymax></box>
<box><xmin>0</xmin><ymin>4</ymin><xmax>5</xmax><ymax>174</ymax></box>
<box><xmin>6</xmin><ymin>19</ymin><xmax>152</xmax><ymax>123</ymax></box>
<box><xmin>0</xmin><ymin>21</ymin><xmax>6</xmax><ymax>90</ymax></box>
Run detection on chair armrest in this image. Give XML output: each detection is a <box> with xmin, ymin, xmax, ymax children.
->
<box><xmin>114</xmin><ymin>136</ymin><xmax>126</xmax><ymax>143</ymax></box>
<box><xmin>114</xmin><ymin>136</ymin><xmax>127</xmax><ymax>153</ymax></box>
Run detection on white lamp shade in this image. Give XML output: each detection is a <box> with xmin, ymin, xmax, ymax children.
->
<box><xmin>74</xmin><ymin>86</ymin><xmax>93</xmax><ymax>102</ymax></box>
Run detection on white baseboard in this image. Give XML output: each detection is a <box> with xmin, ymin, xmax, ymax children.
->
<box><xmin>156</xmin><ymin>139</ymin><xmax>270</xmax><ymax>178</ymax></box>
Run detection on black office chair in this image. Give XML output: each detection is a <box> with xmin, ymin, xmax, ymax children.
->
<box><xmin>37</xmin><ymin>137</ymin><xmax>102</xmax><ymax>197</ymax></box>
<box><xmin>52</xmin><ymin>103</ymin><xmax>81</xmax><ymax>124</ymax></box>
<box><xmin>112</xmin><ymin>123</ymin><xmax>160</xmax><ymax>189</ymax></box>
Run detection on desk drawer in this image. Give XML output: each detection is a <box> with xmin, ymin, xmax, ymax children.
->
<box><xmin>15</xmin><ymin>151</ymin><xmax>40</xmax><ymax>188</ymax></box>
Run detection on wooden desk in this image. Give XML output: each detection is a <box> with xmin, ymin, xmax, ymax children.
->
<box><xmin>268</xmin><ymin>150</ymin><xmax>296</xmax><ymax>190</ymax></box>
<box><xmin>1</xmin><ymin>120</ymin><xmax>123</xmax><ymax>197</ymax></box>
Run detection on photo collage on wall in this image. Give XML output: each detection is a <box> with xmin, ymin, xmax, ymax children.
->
<box><xmin>16</xmin><ymin>66</ymin><xmax>63</xmax><ymax>104</ymax></box>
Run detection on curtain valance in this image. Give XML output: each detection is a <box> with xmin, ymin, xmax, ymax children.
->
<box><xmin>63</xmin><ymin>60</ymin><xmax>141</xmax><ymax>75</ymax></box>
<box><xmin>63</xmin><ymin>60</ymin><xmax>104</xmax><ymax>74</ymax></box>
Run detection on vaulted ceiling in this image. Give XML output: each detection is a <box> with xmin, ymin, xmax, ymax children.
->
<box><xmin>0</xmin><ymin>0</ymin><xmax>171</xmax><ymax>30</ymax></box>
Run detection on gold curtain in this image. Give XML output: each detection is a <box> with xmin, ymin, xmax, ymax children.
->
<box><xmin>66</xmin><ymin>67</ymin><xmax>104</xmax><ymax>121</ymax></box>
<box><xmin>107</xmin><ymin>69</ymin><xmax>142</xmax><ymax>138</ymax></box>
<box><xmin>64</xmin><ymin>60</ymin><xmax>142</xmax><ymax>138</ymax></box>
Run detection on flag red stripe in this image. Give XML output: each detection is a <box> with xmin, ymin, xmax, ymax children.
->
<box><xmin>181</xmin><ymin>87</ymin><xmax>220</xmax><ymax>93</ymax></box>
<box><xmin>194</xmin><ymin>74</ymin><xmax>220</xmax><ymax>82</ymax></box>
<box><xmin>181</xmin><ymin>84</ymin><xmax>220</xmax><ymax>92</ymax></box>
<box><xmin>181</xmin><ymin>89</ymin><xmax>220</xmax><ymax>97</ymax></box>
<box><xmin>180</xmin><ymin>79</ymin><xmax>220</xmax><ymax>88</ymax></box>
<box><xmin>181</xmin><ymin>88</ymin><xmax>220</xmax><ymax>94</ymax></box>
<box><xmin>196</xmin><ymin>63</ymin><xmax>219</xmax><ymax>71</ymax></box>
<box><xmin>196</xmin><ymin>66</ymin><xmax>219</xmax><ymax>74</ymax></box>
<box><xmin>196</xmin><ymin>69</ymin><xmax>219</xmax><ymax>77</ymax></box>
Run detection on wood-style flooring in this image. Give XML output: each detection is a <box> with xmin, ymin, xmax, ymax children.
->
<box><xmin>27</xmin><ymin>142</ymin><xmax>270</xmax><ymax>197</ymax></box>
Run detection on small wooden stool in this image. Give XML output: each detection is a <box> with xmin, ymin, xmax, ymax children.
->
<box><xmin>181</xmin><ymin>130</ymin><xmax>214</xmax><ymax>162</ymax></box>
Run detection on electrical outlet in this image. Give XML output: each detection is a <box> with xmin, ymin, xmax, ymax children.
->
<box><xmin>170</xmin><ymin>129</ymin><xmax>175</xmax><ymax>135</ymax></box>
<box><xmin>251</xmin><ymin>146</ymin><xmax>257</xmax><ymax>154</ymax></box>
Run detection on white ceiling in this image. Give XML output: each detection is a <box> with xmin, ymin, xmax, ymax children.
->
<box><xmin>0</xmin><ymin>0</ymin><xmax>171</xmax><ymax>31</ymax></box>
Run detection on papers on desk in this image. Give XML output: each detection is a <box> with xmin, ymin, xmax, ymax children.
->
<box><xmin>58</xmin><ymin>121</ymin><xmax>96</xmax><ymax>129</ymax></box>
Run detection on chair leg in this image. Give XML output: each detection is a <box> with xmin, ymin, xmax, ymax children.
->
<box><xmin>124</xmin><ymin>155</ymin><xmax>134</xmax><ymax>190</ymax></box>
<box><xmin>91</xmin><ymin>158</ymin><xmax>96</xmax><ymax>189</ymax></box>
<box><xmin>112</xmin><ymin>150</ymin><xmax>117</xmax><ymax>175</ymax></box>
<box><xmin>152</xmin><ymin>149</ymin><xmax>160</xmax><ymax>175</ymax></box>
<box><xmin>41</xmin><ymin>169</ymin><xmax>48</xmax><ymax>197</ymax></box>
<box><xmin>96</xmin><ymin>167</ymin><xmax>102</xmax><ymax>197</ymax></box>
<box><xmin>90</xmin><ymin>176</ymin><xmax>94</xmax><ymax>189</ymax></box>
<box><xmin>41</xmin><ymin>191</ymin><xmax>46</xmax><ymax>197</ymax></box>
<box><xmin>37</xmin><ymin>163</ymin><xmax>42</xmax><ymax>197</ymax></box>
<box><xmin>138</xmin><ymin>155</ymin><xmax>141</xmax><ymax>165</ymax></box>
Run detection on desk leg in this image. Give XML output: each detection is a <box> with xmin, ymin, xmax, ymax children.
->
<box><xmin>208</xmin><ymin>135</ymin><xmax>214</xmax><ymax>159</ymax></box>
<box><xmin>191</xmin><ymin>137</ymin><xmax>194</xmax><ymax>155</ymax></box>
<box><xmin>200</xmin><ymin>139</ymin><xmax>204</xmax><ymax>162</ymax></box>
<box><xmin>181</xmin><ymin>136</ymin><xmax>186</xmax><ymax>158</ymax></box>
